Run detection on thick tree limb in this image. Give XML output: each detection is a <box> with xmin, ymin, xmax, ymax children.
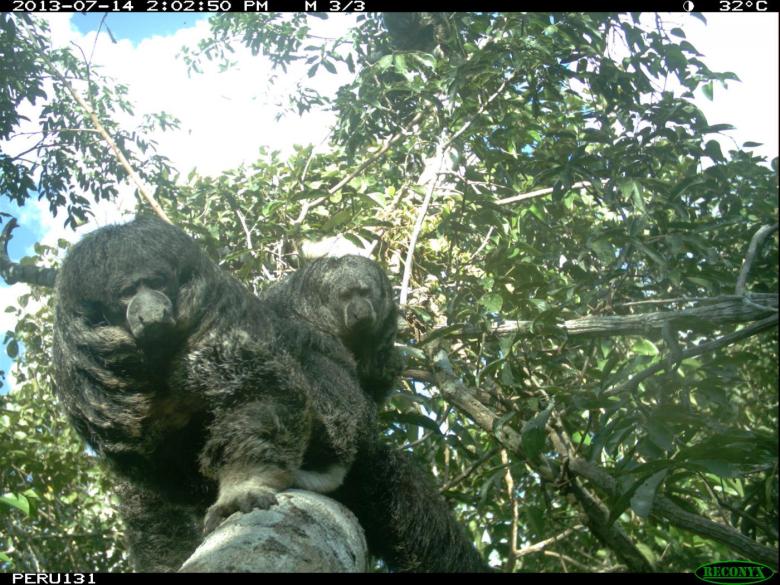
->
<box><xmin>568</xmin><ymin>481</ymin><xmax>653</xmax><ymax>571</ymax></box>
<box><xmin>441</xmin><ymin>293</ymin><xmax>778</xmax><ymax>340</ymax></box>
<box><xmin>0</xmin><ymin>220</ymin><xmax>57</xmax><ymax>287</ymax></box>
<box><xmin>179</xmin><ymin>491</ymin><xmax>367</xmax><ymax>572</ymax></box>
<box><xmin>426</xmin><ymin>348</ymin><xmax>528</xmax><ymax>464</ymax></box>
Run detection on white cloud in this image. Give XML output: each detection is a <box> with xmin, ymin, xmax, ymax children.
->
<box><xmin>678</xmin><ymin>13</ymin><xmax>778</xmax><ymax>162</ymax></box>
<box><xmin>40</xmin><ymin>13</ymin><xmax>355</xmax><ymax>178</ymax></box>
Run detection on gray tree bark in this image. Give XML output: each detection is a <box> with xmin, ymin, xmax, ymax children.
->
<box><xmin>179</xmin><ymin>490</ymin><xmax>368</xmax><ymax>572</ymax></box>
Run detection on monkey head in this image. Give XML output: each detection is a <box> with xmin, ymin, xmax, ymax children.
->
<box><xmin>291</xmin><ymin>255</ymin><xmax>396</xmax><ymax>355</ymax></box>
<box><xmin>261</xmin><ymin>254</ymin><xmax>401</xmax><ymax>404</ymax></box>
<box><xmin>55</xmin><ymin>216</ymin><xmax>213</xmax><ymax>360</ymax></box>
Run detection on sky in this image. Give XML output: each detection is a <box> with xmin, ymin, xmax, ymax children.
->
<box><xmin>0</xmin><ymin>12</ymin><xmax>778</xmax><ymax>391</ymax></box>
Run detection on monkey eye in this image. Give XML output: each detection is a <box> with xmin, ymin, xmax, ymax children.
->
<box><xmin>81</xmin><ymin>302</ymin><xmax>110</xmax><ymax>326</ymax></box>
<box><xmin>357</xmin><ymin>286</ymin><xmax>371</xmax><ymax>296</ymax></box>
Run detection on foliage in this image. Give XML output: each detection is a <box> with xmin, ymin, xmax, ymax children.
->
<box><xmin>0</xmin><ymin>13</ymin><xmax>178</xmax><ymax>228</ymax></box>
<box><xmin>1</xmin><ymin>12</ymin><xmax>777</xmax><ymax>572</ymax></box>
<box><xmin>1</xmin><ymin>262</ymin><xmax>127</xmax><ymax>571</ymax></box>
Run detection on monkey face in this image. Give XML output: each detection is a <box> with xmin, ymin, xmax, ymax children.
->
<box><xmin>338</xmin><ymin>283</ymin><xmax>377</xmax><ymax>333</ymax></box>
<box><xmin>56</xmin><ymin>216</ymin><xmax>207</xmax><ymax>355</ymax></box>
<box><xmin>72</xmin><ymin>264</ymin><xmax>179</xmax><ymax>349</ymax></box>
<box><xmin>312</xmin><ymin>256</ymin><xmax>394</xmax><ymax>351</ymax></box>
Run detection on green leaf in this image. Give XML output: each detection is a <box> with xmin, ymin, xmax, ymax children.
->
<box><xmin>702</xmin><ymin>80</ymin><xmax>714</xmax><ymax>101</ymax></box>
<box><xmin>645</xmin><ymin>420</ymin><xmax>674</xmax><ymax>451</ymax></box>
<box><xmin>687</xmin><ymin>459</ymin><xmax>743</xmax><ymax>478</ymax></box>
<box><xmin>686</xmin><ymin>276</ymin><xmax>712</xmax><ymax>290</ymax></box>
<box><xmin>388</xmin><ymin>413</ymin><xmax>441</xmax><ymax>433</ymax></box>
<box><xmin>619</xmin><ymin>180</ymin><xmax>645</xmax><ymax>214</ymax></box>
<box><xmin>479</xmin><ymin>293</ymin><xmax>503</xmax><ymax>313</ymax></box>
<box><xmin>705</xmin><ymin>124</ymin><xmax>735</xmax><ymax>133</ymax></box>
<box><xmin>394</xmin><ymin>54</ymin><xmax>408</xmax><ymax>76</ymax></box>
<box><xmin>630</xmin><ymin>470</ymin><xmax>667</xmax><ymax>517</ymax></box>
<box><xmin>704</xmin><ymin>140</ymin><xmax>725</xmax><ymax>161</ymax></box>
<box><xmin>375</xmin><ymin>54</ymin><xmax>394</xmax><ymax>71</ymax></box>
<box><xmin>0</xmin><ymin>493</ymin><xmax>30</xmax><ymax>516</ymax></box>
<box><xmin>321</xmin><ymin>208</ymin><xmax>352</xmax><ymax>231</ymax></box>
<box><xmin>521</xmin><ymin>401</ymin><xmax>554</xmax><ymax>460</ymax></box>
<box><xmin>418</xmin><ymin>325</ymin><xmax>462</xmax><ymax>346</ymax></box>
<box><xmin>608</xmin><ymin>466</ymin><xmax>669</xmax><ymax>525</ymax></box>
<box><xmin>631</xmin><ymin>339</ymin><xmax>658</xmax><ymax>356</ymax></box>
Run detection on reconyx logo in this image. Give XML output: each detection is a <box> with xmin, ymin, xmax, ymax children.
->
<box><xmin>695</xmin><ymin>561</ymin><xmax>775</xmax><ymax>585</ymax></box>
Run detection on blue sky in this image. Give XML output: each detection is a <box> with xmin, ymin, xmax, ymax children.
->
<box><xmin>72</xmin><ymin>12</ymin><xmax>210</xmax><ymax>43</ymax></box>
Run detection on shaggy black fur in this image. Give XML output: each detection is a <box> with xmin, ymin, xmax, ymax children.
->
<box><xmin>263</xmin><ymin>255</ymin><xmax>488</xmax><ymax>572</ymax></box>
<box><xmin>53</xmin><ymin>216</ymin><xmax>374</xmax><ymax>571</ymax></box>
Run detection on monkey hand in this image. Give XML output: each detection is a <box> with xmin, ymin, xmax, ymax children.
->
<box><xmin>203</xmin><ymin>466</ymin><xmax>292</xmax><ymax>534</ymax></box>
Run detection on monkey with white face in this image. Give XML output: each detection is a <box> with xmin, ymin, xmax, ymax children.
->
<box><xmin>263</xmin><ymin>255</ymin><xmax>401</xmax><ymax>404</ymax></box>
<box><xmin>263</xmin><ymin>256</ymin><xmax>489</xmax><ymax>572</ymax></box>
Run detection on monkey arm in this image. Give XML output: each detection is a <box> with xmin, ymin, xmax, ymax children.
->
<box><xmin>198</xmin><ymin>394</ymin><xmax>312</xmax><ymax>534</ymax></box>
<box><xmin>183</xmin><ymin>334</ymin><xmax>315</xmax><ymax>534</ymax></box>
<box><xmin>356</xmin><ymin>343</ymin><xmax>403</xmax><ymax>404</ymax></box>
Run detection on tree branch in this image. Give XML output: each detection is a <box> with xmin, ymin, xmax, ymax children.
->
<box><xmin>399</xmin><ymin>144</ymin><xmax>448</xmax><ymax>307</ymax></box>
<box><xmin>0</xmin><ymin>220</ymin><xmax>57</xmax><ymax>288</ymax></box>
<box><xmin>293</xmin><ymin>112</ymin><xmax>424</xmax><ymax>225</ymax></box>
<box><xmin>735</xmin><ymin>223</ymin><xmax>779</xmax><ymax>296</ymax></box>
<box><xmin>179</xmin><ymin>491</ymin><xmax>367</xmax><ymax>572</ymax></box>
<box><xmin>515</xmin><ymin>525</ymin><xmax>583</xmax><ymax>558</ymax></box>
<box><xmin>223</xmin><ymin>191</ymin><xmax>253</xmax><ymax>252</ymax></box>
<box><xmin>432</xmin><ymin>293</ymin><xmax>778</xmax><ymax>341</ymax></box>
<box><xmin>495</xmin><ymin>181</ymin><xmax>593</xmax><ymax>206</ymax></box>
<box><xmin>566</xmin><ymin>457</ymin><xmax>778</xmax><ymax>570</ymax></box>
<box><xmin>603</xmin><ymin>313</ymin><xmax>779</xmax><ymax>397</ymax></box>
<box><xmin>29</xmin><ymin>35</ymin><xmax>171</xmax><ymax>224</ymax></box>
<box><xmin>422</xmin><ymin>344</ymin><xmax>778</xmax><ymax>571</ymax></box>
<box><xmin>568</xmin><ymin>480</ymin><xmax>653</xmax><ymax>571</ymax></box>
<box><xmin>443</xmin><ymin>74</ymin><xmax>515</xmax><ymax>150</ymax></box>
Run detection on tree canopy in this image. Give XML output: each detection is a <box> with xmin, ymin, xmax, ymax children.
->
<box><xmin>1</xmin><ymin>12</ymin><xmax>777</xmax><ymax>572</ymax></box>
